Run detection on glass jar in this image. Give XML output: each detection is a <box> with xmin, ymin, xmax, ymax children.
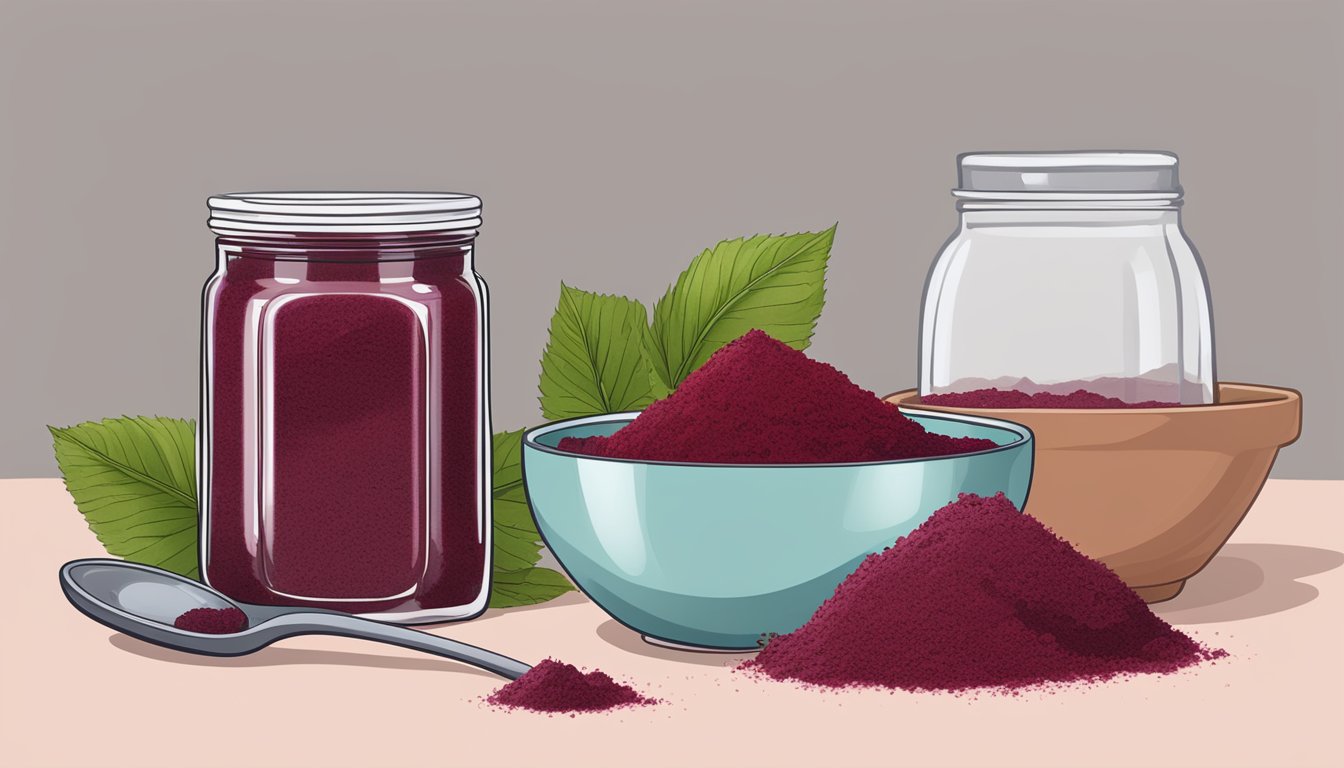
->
<box><xmin>920</xmin><ymin>152</ymin><xmax>1216</xmax><ymax>405</ymax></box>
<box><xmin>200</xmin><ymin>193</ymin><xmax>491</xmax><ymax>623</ymax></box>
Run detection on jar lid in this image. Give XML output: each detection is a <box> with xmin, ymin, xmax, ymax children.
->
<box><xmin>955</xmin><ymin>152</ymin><xmax>1181</xmax><ymax>200</ymax></box>
<box><xmin>208</xmin><ymin>192</ymin><xmax>482</xmax><ymax>235</ymax></box>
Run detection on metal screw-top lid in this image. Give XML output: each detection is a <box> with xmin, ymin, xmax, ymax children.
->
<box><xmin>208</xmin><ymin>192</ymin><xmax>482</xmax><ymax>235</ymax></box>
<box><xmin>955</xmin><ymin>152</ymin><xmax>1181</xmax><ymax>199</ymax></box>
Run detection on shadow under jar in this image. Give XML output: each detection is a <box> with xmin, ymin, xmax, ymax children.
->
<box><xmin>200</xmin><ymin>193</ymin><xmax>491</xmax><ymax>623</ymax></box>
<box><xmin>920</xmin><ymin>152</ymin><xmax>1216</xmax><ymax>405</ymax></box>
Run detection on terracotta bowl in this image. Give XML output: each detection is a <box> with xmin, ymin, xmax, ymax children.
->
<box><xmin>885</xmin><ymin>383</ymin><xmax>1302</xmax><ymax>602</ymax></box>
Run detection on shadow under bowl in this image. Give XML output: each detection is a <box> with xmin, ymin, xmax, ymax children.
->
<box><xmin>886</xmin><ymin>382</ymin><xmax>1302</xmax><ymax>602</ymax></box>
<box><xmin>520</xmin><ymin>410</ymin><xmax>1034</xmax><ymax>650</ymax></box>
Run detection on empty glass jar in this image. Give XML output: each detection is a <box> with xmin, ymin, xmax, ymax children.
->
<box><xmin>920</xmin><ymin>151</ymin><xmax>1216</xmax><ymax>405</ymax></box>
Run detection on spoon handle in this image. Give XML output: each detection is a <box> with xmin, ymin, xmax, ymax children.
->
<box><xmin>270</xmin><ymin>613</ymin><xmax>532</xmax><ymax>680</ymax></box>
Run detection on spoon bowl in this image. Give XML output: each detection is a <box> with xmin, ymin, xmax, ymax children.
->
<box><xmin>60</xmin><ymin>559</ymin><xmax>531</xmax><ymax>679</ymax></box>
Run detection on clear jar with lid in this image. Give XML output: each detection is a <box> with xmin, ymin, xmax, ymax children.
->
<box><xmin>200</xmin><ymin>192</ymin><xmax>491</xmax><ymax>623</ymax></box>
<box><xmin>919</xmin><ymin>151</ymin><xmax>1216</xmax><ymax>406</ymax></box>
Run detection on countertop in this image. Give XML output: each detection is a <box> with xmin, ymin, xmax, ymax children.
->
<box><xmin>2</xmin><ymin>478</ymin><xmax>1341</xmax><ymax>768</ymax></box>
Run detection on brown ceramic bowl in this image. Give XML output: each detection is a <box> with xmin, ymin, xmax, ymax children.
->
<box><xmin>885</xmin><ymin>383</ymin><xmax>1302</xmax><ymax>602</ymax></box>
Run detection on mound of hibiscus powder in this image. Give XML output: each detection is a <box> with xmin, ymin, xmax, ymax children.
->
<box><xmin>559</xmin><ymin>329</ymin><xmax>996</xmax><ymax>463</ymax></box>
<box><xmin>486</xmin><ymin>659</ymin><xmax>657</xmax><ymax>715</ymax></box>
<box><xmin>921</xmin><ymin>388</ymin><xmax>1177</xmax><ymax>409</ymax></box>
<box><xmin>741</xmin><ymin>493</ymin><xmax>1224</xmax><ymax>693</ymax></box>
<box><xmin>174</xmin><ymin>607</ymin><xmax>247</xmax><ymax>634</ymax></box>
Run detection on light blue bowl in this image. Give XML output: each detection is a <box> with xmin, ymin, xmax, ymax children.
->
<box><xmin>521</xmin><ymin>411</ymin><xmax>1033</xmax><ymax>650</ymax></box>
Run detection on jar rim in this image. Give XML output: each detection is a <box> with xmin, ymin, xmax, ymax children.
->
<box><xmin>959</xmin><ymin>151</ymin><xmax>1177</xmax><ymax>169</ymax></box>
<box><xmin>208</xmin><ymin>191</ymin><xmax>482</xmax><ymax>235</ymax></box>
<box><xmin>955</xmin><ymin>151</ymin><xmax>1182</xmax><ymax>197</ymax></box>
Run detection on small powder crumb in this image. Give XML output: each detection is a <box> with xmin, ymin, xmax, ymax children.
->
<box><xmin>174</xmin><ymin>607</ymin><xmax>247</xmax><ymax>634</ymax></box>
<box><xmin>741</xmin><ymin>493</ymin><xmax>1224</xmax><ymax>693</ymax></box>
<box><xmin>921</xmin><ymin>388</ymin><xmax>1177</xmax><ymax>409</ymax></box>
<box><xmin>487</xmin><ymin>659</ymin><xmax>658</xmax><ymax>714</ymax></box>
<box><xmin>560</xmin><ymin>330</ymin><xmax>996</xmax><ymax>464</ymax></box>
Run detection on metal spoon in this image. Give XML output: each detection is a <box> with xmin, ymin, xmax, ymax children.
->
<box><xmin>59</xmin><ymin>558</ymin><xmax>532</xmax><ymax>680</ymax></box>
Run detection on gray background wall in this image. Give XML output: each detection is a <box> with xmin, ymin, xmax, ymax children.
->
<box><xmin>1</xmin><ymin>0</ymin><xmax>1340</xmax><ymax>478</ymax></box>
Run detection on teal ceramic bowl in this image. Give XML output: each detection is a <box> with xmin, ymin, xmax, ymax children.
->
<box><xmin>521</xmin><ymin>411</ymin><xmax>1033</xmax><ymax>650</ymax></box>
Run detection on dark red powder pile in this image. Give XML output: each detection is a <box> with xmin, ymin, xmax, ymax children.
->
<box><xmin>174</xmin><ymin>607</ymin><xmax>248</xmax><ymax>634</ymax></box>
<box><xmin>742</xmin><ymin>493</ymin><xmax>1223</xmax><ymax>693</ymax></box>
<box><xmin>486</xmin><ymin>659</ymin><xmax>657</xmax><ymax>715</ymax></box>
<box><xmin>922</xmin><ymin>388</ymin><xmax>1177</xmax><ymax>409</ymax></box>
<box><xmin>560</xmin><ymin>330</ymin><xmax>996</xmax><ymax>463</ymax></box>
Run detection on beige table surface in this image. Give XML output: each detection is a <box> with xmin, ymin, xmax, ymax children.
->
<box><xmin>1</xmin><ymin>478</ymin><xmax>1341</xmax><ymax>768</ymax></box>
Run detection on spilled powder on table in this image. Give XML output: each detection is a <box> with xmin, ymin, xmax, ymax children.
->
<box><xmin>741</xmin><ymin>493</ymin><xmax>1225</xmax><ymax>694</ymax></box>
<box><xmin>486</xmin><ymin>659</ymin><xmax>658</xmax><ymax>716</ymax></box>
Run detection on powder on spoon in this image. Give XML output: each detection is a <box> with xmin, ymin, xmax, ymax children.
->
<box><xmin>742</xmin><ymin>493</ymin><xmax>1223</xmax><ymax>693</ymax></box>
<box><xmin>174</xmin><ymin>607</ymin><xmax>248</xmax><ymax>634</ymax></box>
<box><xmin>560</xmin><ymin>330</ymin><xmax>996</xmax><ymax>463</ymax></box>
<box><xmin>921</xmin><ymin>388</ymin><xmax>1177</xmax><ymax>409</ymax></box>
<box><xmin>486</xmin><ymin>659</ymin><xmax>657</xmax><ymax>715</ymax></box>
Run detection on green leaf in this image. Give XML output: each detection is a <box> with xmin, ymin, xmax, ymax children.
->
<box><xmin>491</xmin><ymin>428</ymin><xmax>546</xmax><ymax>572</ymax></box>
<box><xmin>648</xmin><ymin>369</ymin><xmax>672</xmax><ymax>402</ymax></box>
<box><xmin>538</xmin><ymin>283</ymin><xmax>656</xmax><ymax>420</ymax></box>
<box><xmin>489</xmin><ymin>428</ymin><xmax>575</xmax><ymax>608</ymax></box>
<box><xmin>645</xmin><ymin>225</ymin><xmax>835</xmax><ymax>391</ymax></box>
<box><xmin>489</xmin><ymin>567</ymin><xmax>575</xmax><ymax>608</ymax></box>
<box><xmin>50</xmin><ymin>416</ymin><xmax>199</xmax><ymax>579</ymax></box>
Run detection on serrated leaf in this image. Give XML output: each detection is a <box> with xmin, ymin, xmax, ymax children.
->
<box><xmin>645</xmin><ymin>226</ymin><xmax>835</xmax><ymax>391</ymax></box>
<box><xmin>50</xmin><ymin>416</ymin><xmax>199</xmax><ymax>579</ymax></box>
<box><xmin>538</xmin><ymin>283</ymin><xmax>656</xmax><ymax>419</ymax></box>
<box><xmin>491</xmin><ymin>428</ymin><xmax>545</xmax><ymax>573</ymax></box>
<box><xmin>648</xmin><ymin>368</ymin><xmax>672</xmax><ymax>401</ymax></box>
<box><xmin>490</xmin><ymin>567</ymin><xmax>574</xmax><ymax>608</ymax></box>
<box><xmin>489</xmin><ymin>428</ymin><xmax>576</xmax><ymax>607</ymax></box>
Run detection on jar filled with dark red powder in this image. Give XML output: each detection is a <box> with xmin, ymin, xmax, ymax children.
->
<box><xmin>920</xmin><ymin>152</ymin><xmax>1216</xmax><ymax>405</ymax></box>
<box><xmin>201</xmin><ymin>193</ymin><xmax>491</xmax><ymax>623</ymax></box>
